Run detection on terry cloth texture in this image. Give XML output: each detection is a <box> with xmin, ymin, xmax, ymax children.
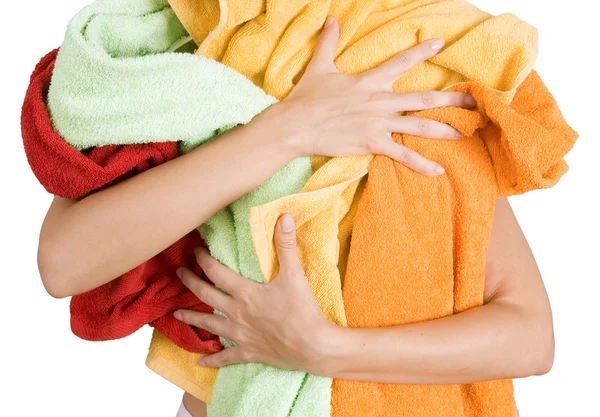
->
<box><xmin>44</xmin><ymin>0</ymin><xmax>278</xmax><ymax>359</ymax></box>
<box><xmin>166</xmin><ymin>0</ymin><xmax>577</xmax><ymax>416</ymax></box>
<box><xmin>328</xmin><ymin>71</ymin><xmax>577</xmax><ymax>417</ymax></box>
<box><xmin>42</xmin><ymin>0</ymin><xmax>331</xmax><ymax>407</ymax></box>
<box><xmin>21</xmin><ymin>49</ymin><xmax>221</xmax><ymax>354</ymax></box>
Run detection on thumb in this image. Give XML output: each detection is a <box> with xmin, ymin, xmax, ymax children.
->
<box><xmin>307</xmin><ymin>16</ymin><xmax>340</xmax><ymax>73</ymax></box>
<box><xmin>274</xmin><ymin>214</ymin><xmax>303</xmax><ymax>277</ymax></box>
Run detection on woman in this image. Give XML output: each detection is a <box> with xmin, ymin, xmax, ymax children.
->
<box><xmin>37</xmin><ymin>18</ymin><xmax>553</xmax><ymax>417</ymax></box>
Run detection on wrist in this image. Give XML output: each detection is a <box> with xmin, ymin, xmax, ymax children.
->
<box><xmin>250</xmin><ymin>102</ymin><xmax>312</xmax><ymax>159</ymax></box>
<box><xmin>309</xmin><ymin>322</ymin><xmax>349</xmax><ymax>377</ymax></box>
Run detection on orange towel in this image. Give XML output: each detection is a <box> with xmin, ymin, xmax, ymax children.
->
<box><xmin>330</xmin><ymin>71</ymin><xmax>577</xmax><ymax>417</ymax></box>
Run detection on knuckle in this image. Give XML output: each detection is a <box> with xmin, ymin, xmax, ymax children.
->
<box><xmin>395</xmin><ymin>51</ymin><xmax>412</xmax><ymax>70</ymax></box>
<box><xmin>237</xmin><ymin>292</ymin><xmax>253</xmax><ymax>307</ymax></box>
<box><xmin>367</xmin><ymin>91</ymin><xmax>390</xmax><ymax>103</ymax></box>
<box><xmin>417</xmin><ymin>118</ymin><xmax>430</xmax><ymax>135</ymax></box>
<box><xmin>366</xmin><ymin>114</ymin><xmax>387</xmax><ymax>126</ymax></box>
<box><xmin>421</xmin><ymin>91</ymin><xmax>435</xmax><ymax>107</ymax></box>
<box><xmin>453</xmin><ymin>93</ymin><xmax>465</xmax><ymax>107</ymax></box>
<box><xmin>276</xmin><ymin>235</ymin><xmax>296</xmax><ymax>250</ymax></box>
<box><xmin>399</xmin><ymin>150</ymin><xmax>413</xmax><ymax>165</ymax></box>
<box><xmin>226</xmin><ymin>307</ymin><xmax>241</xmax><ymax>322</ymax></box>
<box><xmin>236</xmin><ymin>286</ymin><xmax>257</xmax><ymax>307</ymax></box>
<box><xmin>365</xmin><ymin>132</ymin><xmax>385</xmax><ymax>153</ymax></box>
<box><xmin>195</xmin><ymin>286</ymin><xmax>209</xmax><ymax>301</ymax></box>
<box><xmin>240</xmin><ymin>350</ymin><xmax>254</xmax><ymax>363</ymax></box>
<box><xmin>202</xmin><ymin>262</ymin><xmax>218</xmax><ymax>279</ymax></box>
<box><xmin>230</xmin><ymin>328</ymin><xmax>245</xmax><ymax>343</ymax></box>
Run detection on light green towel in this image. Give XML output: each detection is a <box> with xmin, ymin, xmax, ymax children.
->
<box><xmin>47</xmin><ymin>1</ymin><xmax>332</xmax><ymax>416</ymax></box>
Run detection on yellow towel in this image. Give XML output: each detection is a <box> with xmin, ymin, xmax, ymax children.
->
<box><xmin>147</xmin><ymin>0</ymin><xmax>537</xmax><ymax>404</ymax></box>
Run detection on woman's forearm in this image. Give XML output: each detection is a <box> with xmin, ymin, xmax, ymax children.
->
<box><xmin>38</xmin><ymin>118</ymin><xmax>298</xmax><ymax>298</ymax></box>
<box><xmin>318</xmin><ymin>199</ymin><xmax>554</xmax><ymax>385</ymax></box>
<box><xmin>319</xmin><ymin>296</ymin><xmax>554</xmax><ymax>385</ymax></box>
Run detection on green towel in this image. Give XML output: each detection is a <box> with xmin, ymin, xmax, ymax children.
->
<box><xmin>47</xmin><ymin>0</ymin><xmax>275</xmax><ymax>150</ymax></box>
<box><xmin>47</xmin><ymin>1</ymin><xmax>331</xmax><ymax>416</ymax></box>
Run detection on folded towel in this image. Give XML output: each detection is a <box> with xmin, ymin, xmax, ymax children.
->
<box><xmin>21</xmin><ymin>49</ymin><xmax>221</xmax><ymax>353</ymax></box>
<box><xmin>165</xmin><ymin>1</ymin><xmax>575</xmax><ymax>416</ymax></box>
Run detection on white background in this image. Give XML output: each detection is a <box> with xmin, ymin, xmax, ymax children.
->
<box><xmin>0</xmin><ymin>1</ymin><xmax>598</xmax><ymax>416</ymax></box>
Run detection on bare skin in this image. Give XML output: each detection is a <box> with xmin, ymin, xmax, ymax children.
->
<box><xmin>37</xmin><ymin>16</ymin><xmax>553</xmax><ymax>417</ymax></box>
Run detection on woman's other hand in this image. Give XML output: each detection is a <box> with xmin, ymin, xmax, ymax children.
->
<box><xmin>255</xmin><ymin>16</ymin><xmax>476</xmax><ymax>176</ymax></box>
<box><xmin>174</xmin><ymin>214</ymin><xmax>333</xmax><ymax>374</ymax></box>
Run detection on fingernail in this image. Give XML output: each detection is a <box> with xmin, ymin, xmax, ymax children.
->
<box><xmin>435</xmin><ymin>165</ymin><xmax>445</xmax><ymax>175</ymax></box>
<box><xmin>325</xmin><ymin>16</ymin><xmax>335</xmax><ymax>27</ymax></box>
<box><xmin>281</xmin><ymin>214</ymin><xmax>295</xmax><ymax>233</ymax></box>
<box><xmin>430</xmin><ymin>39</ymin><xmax>445</xmax><ymax>52</ymax></box>
<box><xmin>465</xmin><ymin>95</ymin><xmax>476</xmax><ymax>107</ymax></box>
<box><xmin>455</xmin><ymin>130</ymin><xmax>463</xmax><ymax>139</ymax></box>
<box><xmin>198</xmin><ymin>359</ymin><xmax>205</xmax><ymax>366</ymax></box>
<box><xmin>176</xmin><ymin>268</ymin><xmax>183</xmax><ymax>279</ymax></box>
<box><xmin>174</xmin><ymin>311</ymin><xmax>183</xmax><ymax>320</ymax></box>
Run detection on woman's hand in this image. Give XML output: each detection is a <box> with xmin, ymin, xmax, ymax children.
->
<box><xmin>175</xmin><ymin>202</ymin><xmax>553</xmax><ymax>384</ymax></box>
<box><xmin>254</xmin><ymin>16</ymin><xmax>477</xmax><ymax>176</ymax></box>
<box><xmin>174</xmin><ymin>214</ymin><xmax>332</xmax><ymax>373</ymax></box>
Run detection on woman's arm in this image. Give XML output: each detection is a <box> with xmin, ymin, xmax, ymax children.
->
<box><xmin>38</xmin><ymin>17</ymin><xmax>475</xmax><ymax>298</ymax></box>
<box><xmin>321</xmin><ymin>198</ymin><xmax>554</xmax><ymax>383</ymax></box>
<box><xmin>174</xmin><ymin>199</ymin><xmax>554</xmax><ymax>383</ymax></box>
<box><xmin>38</xmin><ymin>123</ymin><xmax>295</xmax><ymax>298</ymax></box>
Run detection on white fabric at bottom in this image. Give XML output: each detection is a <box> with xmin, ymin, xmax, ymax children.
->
<box><xmin>171</xmin><ymin>399</ymin><xmax>520</xmax><ymax>417</ymax></box>
<box><xmin>175</xmin><ymin>402</ymin><xmax>193</xmax><ymax>417</ymax></box>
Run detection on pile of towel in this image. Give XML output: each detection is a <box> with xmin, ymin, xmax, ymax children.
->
<box><xmin>21</xmin><ymin>0</ymin><xmax>578</xmax><ymax>416</ymax></box>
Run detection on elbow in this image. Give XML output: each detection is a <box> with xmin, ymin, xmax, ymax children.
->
<box><xmin>531</xmin><ymin>329</ymin><xmax>555</xmax><ymax>376</ymax></box>
<box><xmin>515</xmin><ymin>315</ymin><xmax>555</xmax><ymax>377</ymax></box>
<box><xmin>37</xmin><ymin>240</ymin><xmax>76</xmax><ymax>299</ymax></box>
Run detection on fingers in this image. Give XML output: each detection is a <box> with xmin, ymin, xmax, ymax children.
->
<box><xmin>274</xmin><ymin>214</ymin><xmax>304</xmax><ymax>278</ymax></box>
<box><xmin>194</xmin><ymin>247</ymin><xmax>251</xmax><ymax>297</ymax></box>
<box><xmin>375</xmin><ymin>140</ymin><xmax>445</xmax><ymax>177</ymax></box>
<box><xmin>174</xmin><ymin>310</ymin><xmax>235</xmax><ymax>340</ymax></box>
<box><xmin>379</xmin><ymin>91</ymin><xmax>476</xmax><ymax>112</ymax></box>
<box><xmin>363</xmin><ymin>39</ymin><xmax>445</xmax><ymax>85</ymax></box>
<box><xmin>177</xmin><ymin>266</ymin><xmax>234</xmax><ymax>314</ymax></box>
<box><xmin>387</xmin><ymin>116</ymin><xmax>462</xmax><ymax>140</ymax></box>
<box><xmin>307</xmin><ymin>16</ymin><xmax>340</xmax><ymax>73</ymax></box>
<box><xmin>198</xmin><ymin>347</ymin><xmax>248</xmax><ymax>368</ymax></box>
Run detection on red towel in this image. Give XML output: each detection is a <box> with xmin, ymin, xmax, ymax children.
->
<box><xmin>21</xmin><ymin>50</ymin><xmax>222</xmax><ymax>353</ymax></box>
